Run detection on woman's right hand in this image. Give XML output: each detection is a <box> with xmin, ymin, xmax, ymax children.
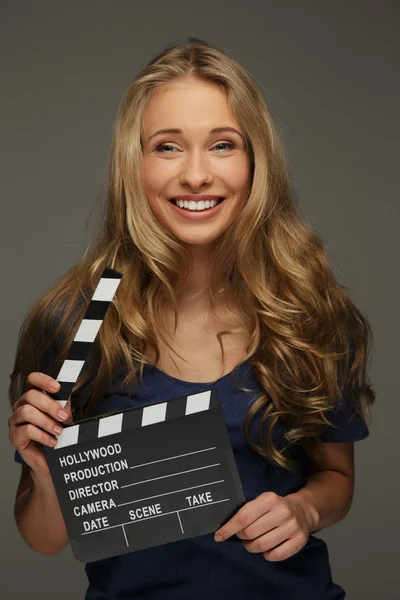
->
<box><xmin>8</xmin><ymin>372</ymin><xmax>73</xmax><ymax>476</ymax></box>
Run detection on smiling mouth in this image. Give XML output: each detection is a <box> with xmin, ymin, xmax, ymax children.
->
<box><xmin>169</xmin><ymin>198</ymin><xmax>225</xmax><ymax>212</ymax></box>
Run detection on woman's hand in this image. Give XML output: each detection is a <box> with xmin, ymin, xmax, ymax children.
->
<box><xmin>214</xmin><ymin>491</ymin><xmax>318</xmax><ymax>562</ymax></box>
<box><xmin>8</xmin><ymin>372</ymin><xmax>73</xmax><ymax>477</ymax></box>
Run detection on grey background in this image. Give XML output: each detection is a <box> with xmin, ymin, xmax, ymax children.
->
<box><xmin>1</xmin><ymin>1</ymin><xmax>398</xmax><ymax>598</ymax></box>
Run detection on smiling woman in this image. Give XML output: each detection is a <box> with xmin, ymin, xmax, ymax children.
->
<box><xmin>9</xmin><ymin>36</ymin><xmax>374</xmax><ymax>600</ymax></box>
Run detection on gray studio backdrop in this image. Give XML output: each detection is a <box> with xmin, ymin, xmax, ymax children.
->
<box><xmin>1</xmin><ymin>1</ymin><xmax>398</xmax><ymax>599</ymax></box>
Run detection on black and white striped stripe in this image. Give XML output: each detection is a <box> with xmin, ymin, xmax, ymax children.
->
<box><xmin>52</xmin><ymin>267</ymin><xmax>122</xmax><ymax>409</ymax></box>
<box><xmin>55</xmin><ymin>389</ymin><xmax>218</xmax><ymax>449</ymax></box>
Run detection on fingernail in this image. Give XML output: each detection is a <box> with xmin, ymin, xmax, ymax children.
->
<box><xmin>214</xmin><ymin>535</ymin><xmax>223</xmax><ymax>542</ymax></box>
<box><xmin>57</xmin><ymin>410</ymin><xmax>68</xmax><ymax>421</ymax></box>
<box><xmin>50</xmin><ymin>381</ymin><xmax>61</xmax><ymax>391</ymax></box>
<box><xmin>53</xmin><ymin>425</ymin><xmax>63</xmax><ymax>434</ymax></box>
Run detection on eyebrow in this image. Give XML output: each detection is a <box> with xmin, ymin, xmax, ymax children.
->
<box><xmin>147</xmin><ymin>126</ymin><xmax>244</xmax><ymax>142</ymax></box>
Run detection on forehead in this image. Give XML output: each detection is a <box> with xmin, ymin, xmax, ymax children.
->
<box><xmin>142</xmin><ymin>78</ymin><xmax>240</xmax><ymax>136</ymax></box>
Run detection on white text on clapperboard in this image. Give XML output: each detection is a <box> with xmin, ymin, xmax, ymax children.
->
<box><xmin>59</xmin><ymin>442</ymin><xmax>216</xmax><ymax>533</ymax></box>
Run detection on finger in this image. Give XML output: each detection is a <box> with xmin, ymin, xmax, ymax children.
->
<box><xmin>12</xmin><ymin>402</ymin><xmax>66</xmax><ymax>438</ymax></box>
<box><xmin>236</xmin><ymin>499</ymin><xmax>294</xmax><ymax>540</ymax></box>
<box><xmin>15</xmin><ymin>388</ymin><xmax>72</xmax><ymax>423</ymax></box>
<box><xmin>12</xmin><ymin>422</ymin><xmax>58</xmax><ymax>450</ymax></box>
<box><xmin>26</xmin><ymin>371</ymin><xmax>61</xmax><ymax>394</ymax></box>
<box><xmin>43</xmin><ymin>391</ymin><xmax>73</xmax><ymax>422</ymax></box>
<box><xmin>242</xmin><ymin>522</ymin><xmax>293</xmax><ymax>554</ymax></box>
<box><xmin>263</xmin><ymin>536</ymin><xmax>306</xmax><ymax>562</ymax></box>
<box><xmin>214</xmin><ymin>493</ymin><xmax>277</xmax><ymax>541</ymax></box>
<box><xmin>236</xmin><ymin>511</ymin><xmax>278</xmax><ymax>540</ymax></box>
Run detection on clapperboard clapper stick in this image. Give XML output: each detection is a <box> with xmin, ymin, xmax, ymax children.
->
<box><xmin>42</xmin><ymin>267</ymin><xmax>246</xmax><ymax>562</ymax></box>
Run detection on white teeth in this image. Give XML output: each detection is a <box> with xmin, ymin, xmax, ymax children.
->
<box><xmin>172</xmin><ymin>198</ymin><xmax>221</xmax><ymax>211</ymax></box>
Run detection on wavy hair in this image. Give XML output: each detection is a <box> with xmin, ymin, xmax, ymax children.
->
<box><xmin>9</xmin><ymin>37</ymin><xmax>375</xmax><ymax>471</ymax></box>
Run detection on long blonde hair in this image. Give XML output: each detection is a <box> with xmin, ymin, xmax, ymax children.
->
<box><xmin>9</xmin><ymin>37</ymin><xmax>375</xmax><ymax>471</ymax></box>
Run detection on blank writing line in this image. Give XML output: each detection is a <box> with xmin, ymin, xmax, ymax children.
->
<box><xmin>121</xmin><ymin>463</ymin><xmax>220</xmax><ymax>488</ymax></box>
<box><xmin>129</xmin><ymin>447</ymin><xmax>216</xmax><ymax>470</ymax></box>
<box><xmin>81</xmin><ymin>498</ymin><xmax>231</xmax><ymax>536</ymax></box>
<box><xmin>117</xmin><ymin>479</ymin><xmax>225</xmax><ymax>507</ymax></box>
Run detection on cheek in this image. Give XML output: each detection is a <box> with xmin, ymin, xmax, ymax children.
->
<box><xmin>142</xmin><ymin>159</ymin><xmax>162</xmax><ymax>193</ymax></box>
<box><xmin>224</xmin><ymin>155</ymin><xmax>251</xmax><ymax>187</ymax></box>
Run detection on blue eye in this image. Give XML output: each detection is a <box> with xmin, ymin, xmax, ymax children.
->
<box><xmin>155</xmin><ymin>144</ymin><xmax>176</xmax><ymax>153</ymax></box>
<box><xmin>214</xmin><ymin>142</ymin><xmax>236</xmax><ymax>151</ymax></box>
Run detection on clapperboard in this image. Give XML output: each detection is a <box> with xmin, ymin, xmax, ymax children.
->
<box><xmin>42</xmin><ymin>267</ymin><xmax>245</xmax><ymax>562</ymax></box>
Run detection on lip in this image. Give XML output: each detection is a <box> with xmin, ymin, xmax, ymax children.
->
<box><xmin>168</xmin><ymin>197</ymin><xmax>226</xmax><ymax>220</ymax></box>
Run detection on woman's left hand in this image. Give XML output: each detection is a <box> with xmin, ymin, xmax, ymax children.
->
<box><xmin>213</xmin><ymin>491</ymin><xmax>318</xmax><ymax>562</ymax></box>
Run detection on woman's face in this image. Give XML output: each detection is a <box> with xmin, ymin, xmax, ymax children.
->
<box><xmin>141</xmin><ymin>77</ymin><xmax>251</xmax><ymax>247</ymax></box>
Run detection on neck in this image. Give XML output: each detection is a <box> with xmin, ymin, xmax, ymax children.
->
<box><xmin>178</xmin><ymin>243</ymin><xmax>213</xmax><ymax>310</ymax></box>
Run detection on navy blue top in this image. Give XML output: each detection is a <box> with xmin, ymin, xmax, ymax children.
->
<box><xmin>14</xmin><ymin>357</ymin><xmax>369</xmax><ymax>599</ymax></box>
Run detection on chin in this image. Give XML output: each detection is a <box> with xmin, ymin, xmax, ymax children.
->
<box><xmin>175</xmin><ymin>234</ymin><xmax>219</xmax><ymax>246</ymax></box>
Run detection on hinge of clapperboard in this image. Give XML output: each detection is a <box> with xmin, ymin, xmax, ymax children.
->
<box><xmin>49</xmin><ymin>266</ymin><xmax>123</xmax><ymax>444</ymax></box>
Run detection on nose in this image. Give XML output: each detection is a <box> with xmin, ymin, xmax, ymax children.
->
<box><xmin>178</xmin><ymin>151</ymin><xmax>213</xmax><ymax>189</ymax></box>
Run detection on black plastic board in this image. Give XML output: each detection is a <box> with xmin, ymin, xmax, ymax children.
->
<box><xmin>43</xmin><ymin>388</ymin><xmax>245</xmax><ymax>562</ymax></box>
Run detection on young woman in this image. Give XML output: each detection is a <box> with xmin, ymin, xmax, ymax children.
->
<box><xmin>8</xmin><ymin>37</ymin><xmax>374</xmax><ymax>599</ymax></box>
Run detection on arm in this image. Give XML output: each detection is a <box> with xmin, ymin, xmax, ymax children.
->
<box><xmin>286</xmin><ymin>442</ymin><xmax>355</xmax><ymax>533</ymax></box>
<box><xmin>12</xmin><ymin>381</ymin><xmax>73</xmax><ymax>556</ymax></box>
<box><xmin>14</xmin><ymin>463</ymin><xmax>69</xmax><ymax>555</ymax></box>
<box><xmin>213</xmin><ymin>441</ymin><xmax>358</xmax><ymax>560</ymax></box>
